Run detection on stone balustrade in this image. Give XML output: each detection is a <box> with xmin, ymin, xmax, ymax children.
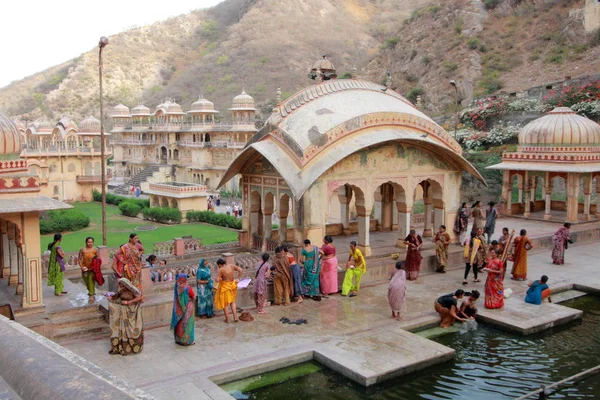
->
<box><xmin>147</xmin><ymin>182</ymin><xmax>207</xmax><ymax>194</ymax></box>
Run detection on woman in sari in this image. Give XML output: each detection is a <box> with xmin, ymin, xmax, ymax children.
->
<box><xmin>319</xmin><ymin>236</ymin><xmax>338</xmax><ymax>296</ymax></box>
<box><xmin>483</xmin><ymin>201</ymin><xmax>499</xmax><ymax>244</ymax></box>
<box><xmin>108</xmin><ymin>278</ymin><xmax>143</xmax><ymax>356</ymax></box>
<box><xmin>300</xmin><ymin>239</ymin><xmax>320</xmax><ymax>300</ymax></box>
<box><xmin>552</xmin><ymin>223</ymin><xmax>572</xmax><ymax>265</ymax></box>
<box><xmin>434</xmin><ymin>225</ymin><xmax>451</xmax><ymax>273</ymax></box>
<box><xmin>388</xmin><ymin>262</ymin><xmax>407</xmax><ymax>320</ymax></box>
<box><xmin>511</xmin><ymin>229</ymin><xmax>533</xmax><ymax>281</ymax></box>
<box><xmin>404</xmin><ymin>229</ymin><xmax>423</xmax><ymax>281</ymax></box>
<box><xmin>171</xmin><ymin>274</ymin><xmax>196</xmax><ymax>346</ymax></box>
<box><xmin>112</xmin><ymin>233</ymin><xmax>143</xmax><ymax>294</ymax></box>
<box><xmin>196</xmin><ymin>259</ymin><xmax>214</xmax><ymax>318</ymax></box>
<box><xmin>78</xmin><ymin>237</ymin><xmax>98</xmax><ymax>297</ymax></box>
<box><xmin>470</xmin><ymin>201</ymin><xmax>484</xmax><ymax>236</ymax></box>
<box><xmin>47</xmin><ymin>233</ymin><xmax>67</xmax><ymax>296</ymax></box>
<box><xmin>453</xmin><ymin>202</ymin><xmax>469</xmax><ymax>245</ymax></box>
<box><xmin>284</xmin><ymin>246</ymin><xmax>303</xmax><ymax>303</ymax></box>
<box><xmin>525</xmin><ymin>275</ymin><xmax>551</xmax><ymax>305</ymax></box>
<box><xmin>254</xmin><ymin>253</ymin><xmax>271</xmax><ymax>314</ymax></box>
<box><xmin>482</xmin><ymin>250</ymin><xmax>504</xmax><ymax>309</ymax></box>
<box><xmin>342</xmin><ymin>241</ymin><xmax>366</xmax><ymax>297</ymax></box>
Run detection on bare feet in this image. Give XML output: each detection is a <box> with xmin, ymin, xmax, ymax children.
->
<box><xmin>258</xmin><ymin>311</ymin><xmax>267</xmax><ymax>314</ymax></box>
<box><xmin>297</xmin><ymin>297</ymin><xmax>303</xmax><ymax>303</ymax></box>
<box><xmin>224</xmin><ymin>319</ymin><xmax>230</xmax><ymax>323</ymax></box>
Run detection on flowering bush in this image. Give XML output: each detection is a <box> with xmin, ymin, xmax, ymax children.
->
<box><xmin>460</xmin><ymin>97</ymin><xmax>506</xmax><ymax>130</ymax></box>
<box><xmin>455</xmin><ymin>123</ymin><xmax>520</xmax><ymax>150</ymax></box>
<box><xmin>505</xmin><ymin>98</ymin><xmax>545</xmax><ymax>112</ymax></box>
<box><xmin>570</xmin><ymin>100</ymin><xmax>600</xmax><ymax>119</ymax></box>
<box><xmin>543</xmin><ymin>81</ymin><xmax>600</xmax><ymax>108</ymax></box>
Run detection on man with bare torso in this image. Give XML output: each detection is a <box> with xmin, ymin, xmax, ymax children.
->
<box><xmin>215</xmin><ymin>258</ymin><xmax>244</xmax><ymax>323</ymax></box>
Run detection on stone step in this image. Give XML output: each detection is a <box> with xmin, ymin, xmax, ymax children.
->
<box><xmin>551</xmin><ymin>289</ymin><xmax>588</xmax><ymax>304</ymax></box>
<box><xmin>0</xmin><ymin>377</ymin><xmax>22</xmax><ymax>400</ymax></box>
<box><xmin>53</xmin><ymin>321</ymin><xmax>110</xmax><ymax>342</ymax></box>
<box><xmin>48</xmin><ymin>304</ymin><xmax>101</xmax><ymax>320</ymax></box>
<box><xmin>50</xmin><ymin>312</ymin><xmax>106</xmax><ymax>330</ymax></box>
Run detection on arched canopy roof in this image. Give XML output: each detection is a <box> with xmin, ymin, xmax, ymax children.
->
<box><xmin>219</xmin><ymin>79</ymin><xmax>485</xmax><ymax>198</ymax></box>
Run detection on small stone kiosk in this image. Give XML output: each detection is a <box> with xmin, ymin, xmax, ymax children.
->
<box><xmin>145</xmin><ymin>181</ymin><xmax>209</xmax><ymax>221</ymax></box>
<box><xmin>488</xmin><ymin>107</ymin><xmax>600</xmax><ymax>223</ymax></box>
<box><xmin>0</xmin><ymin>112</ymin><xmax>71</xmax><ymax>309</ymax></box>
<box><xmin>218</xmin><ymin>58</ymin><xmax>484</xmax><ymax>255</ymax></box>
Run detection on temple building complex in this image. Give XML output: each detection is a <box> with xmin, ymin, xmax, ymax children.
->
<box><xmin>489</xmin><ymin>107</ymin><xmax>600</xmax><ymax>223</ymax></box>
<box><xmin>220</xmin><ymin>58</ymin><xmax>485</xmax><ymax>255</ymax></box>
<box><xmin>17</xmin><ymin>116</ymin><xmax>111</xmax><ymax>202</ymax></box>
<box><xmin>109</xmin><ymin>90</ymin><xmax>257</xmax><ymax>195</ymax></box>
<box><xmin>0</xmin><ymin>112</ymin><xmax>70</xmax><ymax>309</ymax></box>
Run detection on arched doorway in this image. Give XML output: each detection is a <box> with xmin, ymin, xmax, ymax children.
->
<box><xmin>160</xmin><ymin>146</ymin><xmax>168</xmax><ymax>164</ymax></box>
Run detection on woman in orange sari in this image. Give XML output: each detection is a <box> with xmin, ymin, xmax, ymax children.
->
<box><xmin>482</xmin><ymin>250</ymin><xmax>504</xmax><ymax>309</ymax></box>
<box><xmin>112</xmin><ymin>233</ymin><xmax>144</xmax><ymax>294</ymax></box>
<box><xmin>511</xmin><ymin>229</ymin><xmax>533</xmax><ymax>281</ymax></box>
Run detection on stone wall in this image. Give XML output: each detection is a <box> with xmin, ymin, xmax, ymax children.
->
<box><xmin>0</xmin><ymin>315</ymin><xmax>151</xmax><ymax>399</ymax></box>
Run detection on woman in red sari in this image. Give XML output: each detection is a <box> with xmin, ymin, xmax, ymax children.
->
<box><xmin>511</xmin><ymin>229</ymin><xmax>533</xmax><ymax>281</ymax></box>
<box><xmin>404</xmin><ymin>229</ymin><xmax>423</xmax><ymax>281</ymax></box>
<box><xmin>482</xmin><ymin>249</ymin><xmax>504</xmax><ymax>309</ymax></box>
<box><xmin>112</xmin><ymin>233</ymin><xmax>144</xmax><ymax>294</ymax></box>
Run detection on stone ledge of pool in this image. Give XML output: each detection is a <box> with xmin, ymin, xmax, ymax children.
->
<box><xmin>476</xmin><ymin>296</ymin><xmax>583</xmax><ymax>335</ymax></box>
<box><xmin>209</xmin><ymin>328</ymin><xmax>456</xmax><ymax>391</ymax></box>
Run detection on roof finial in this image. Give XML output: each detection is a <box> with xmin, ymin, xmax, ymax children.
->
<box><xmin>276</xmin><ymin>87</ymin><xmax>282</xmax><ymax>106</ymax></box>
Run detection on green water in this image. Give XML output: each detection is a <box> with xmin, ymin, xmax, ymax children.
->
<box><xmin>241</xmin><ymin>296</ymin><xmax>600</xmax><ymax>399</ymax></box>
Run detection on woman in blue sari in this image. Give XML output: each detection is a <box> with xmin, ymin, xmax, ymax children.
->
<box><xmin>299</xmin><ymin>239</ymin><xmax>320</xmax><ymax>299</ymax></box>
<box><xmin>196</xmin><ymin>259</ymin><xmax>214</xmax><ymax>318</ymax></box>
<box><xmin>525</xmin><ymin>275</ymin><xmax>551</xmax><ymax>305</ymax></box>
<box><xmin>171</xmin><ymin>274</ymin><xmax>196</xmax><ymax>346</ymax></box>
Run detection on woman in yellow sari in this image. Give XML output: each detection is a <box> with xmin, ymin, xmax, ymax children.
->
<box><xmin>342</xmin><ymin>241</ymin><xmax>366</xmax><ymax>297</ymax></box>
<box><xmin>112</xmin><ymin>233</ymin><xmax>144</xmax><ymax>294</ymax></box>
<box><xmin>511</xmin><ymin>229</ymin><xmax>533</xmax><ymax>281</ymax></box>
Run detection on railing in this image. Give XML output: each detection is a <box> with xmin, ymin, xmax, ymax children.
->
<box><xmin>21</xmin><ymin>146</ymin><xmax>111</xmax><ymax>156</ymax></box>
<box><xmin>252</xmin><ymin>234</ymin><xmax>263</xmax><ymax>250</ymax></box>
<box><xmin>183</xmin><ymin>237</ymin><xmax>202</xmax><ymax>253</ymax></box>
<box><xmin>110</xmin><ymin>139</ymin><xmax>156</xmax><ymax>145</ymax></box>
<box><xmin>201</xmin><ymin>241</ymin><xmax>241</xmax><ymax>251</ymax></box>
<box><xmin>76</xmin><ymin>174</ymin><xmax>111</xmax><ymax>183</ymax></box>
<box><xmin>153</xmin><ymin>240</ymin><xmax>175</xmax><ymax>256</ymax></box>
<box><xmin>264</xmin><ymin>237</ymin><xmax>279</xmax><ymax>252</ymax></box>
<box><xmin>148</xmin><ymin>182</ymin><xmax>207</xmax><ymax>194</ymax></box>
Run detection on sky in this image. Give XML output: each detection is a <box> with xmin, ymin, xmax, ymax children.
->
<box><xmin>0</xmin><ymin>0</ymin><xmax>225</xmax><ymax>88</ymax></box>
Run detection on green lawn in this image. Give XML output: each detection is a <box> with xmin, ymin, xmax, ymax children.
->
<box><xmin>40</xmin><ymin>202</ymin><xmax>238</xmax><ymax>253</ymax></box>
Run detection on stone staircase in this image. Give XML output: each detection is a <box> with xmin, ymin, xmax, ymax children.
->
<box><xmin>49</xmin><ymin>304</ymin><xmax>109</xmax><ymax>342</ymax></box>
<box><xmin>113</xmin><ymin>164</ymin><xmax>161</xmax><ymax>195</ymax></box>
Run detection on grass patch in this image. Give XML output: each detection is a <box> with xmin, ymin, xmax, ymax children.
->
<box><xmin>40</xmin><ymin>202</ymin><xmax>238</xmax><ymax>253</ymax></box>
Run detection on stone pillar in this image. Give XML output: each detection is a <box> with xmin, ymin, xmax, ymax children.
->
<box><xmin>263</xmin><ymin>213</ymin><xmax>273</xmax><ymax>239</ymax></box>
<box><xmin>583</xmin><ymin>177</ymin><xmax>592</xmax><ymax>221</ymax></box>
<box><xmin>1</xmin><ymin>227</ymin><xmax>8</xmax><ymax>278</ymax></box>
<box><xmin>566</xmin><ymin>172</ymin><xmax>580</xmax><ymax>223</ymax></box>
<box><xmin>596</xmin><ymin>180</ymin><xmax>600</xmax><ymax>218</ymax></box>
<box><xmin>523</xmin><ymin>174</ymin><xmax>531</xmax><ymax>217</ymax></box>
<box><xmin>381</xmin><ymin>185</ymin><xmax>393</xmax><ymax>231</ymax></box>
<box><xmin>374</xmin><ymin>191</ymin><xmax>383</xmax><ymax>231</ymax></box>
<box><xmin>502</xmin><ymin>170</ymin><xmax>512</xmax><ymax>215</ymax></box>
<box><xmin>337</xmin><ymin>187</ymin><xmax>352</xmax><ymax>235</ymax></box>
<box><xmin>8</xmin><ymin>238</ymin><xmax>18</xmax><ymax>287</ymax></box>
<box><xmin>433</xmin><ymin>199</ymin><xmax>445</xmax><ymax>231</ymax></box>
<box><xmin>518</xmin><ymin>175</ymin><xmax>524</xmax><ymax>204</ymax></box>
<box><xmin>278</xmin><ymin>200</ymin><xmax>289</xmax><ymax>244</ymax></box>
<box><xmin>141</xmin><ymin>265</ymin><xmax>152</xmax><ymax>297</ymax></box>
<box><xmin>249</xmin><ymin>209</ymin><xmax>260</xmax><ymax>236</ymax></box>
<box><xmin>16</xmin><ymin>248</ymin><xmax>24</xmax><ymax>295</ymax></box>
<box><xmin>396</xmin><ymin>203</ymin><xmax>411</xmax><ymax>247</ymax></box>
<box><xmin>21</xmin><ymin>213</ymin><xmax>43</xmax><ymax>309</ymax></box>
<box><xmin>222</xmin><ymin>252</ymin><xmax>235</xmax><ymax>265</ymax></box>
<box><xmin>357</xmin><ymin>212</ymin><xmax>372</xmax><ymax>256</ymax></box>
<box><xmin>544</xmin><ymin>173</ymin><xmax>552</xmax><ymax>220</ymax></box>
<box><xmin>173</xmin><ymin>237</ymin><xmax>185</xmax><ymax>256</ymax></box>
<box><xmin>530</xmin><ymin>178</ymin><xmax>537</xmax><ymax>209</ymax></box>
<box><xmin>423</xmin><ymin>199</ymin><xmax>433</xmax><ymax>237</ymax></box>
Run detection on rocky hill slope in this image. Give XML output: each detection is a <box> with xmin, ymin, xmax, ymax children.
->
<box><xmin>1</xmin><ymin>0</ymin><xmax>598</xmax><ymax>121</ymax></box>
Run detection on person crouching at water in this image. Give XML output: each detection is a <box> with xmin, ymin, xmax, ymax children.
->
<box><xmin>215</xmin><ymin>258</ymin><xmax>243</xmax><ymax>323</ymax></box>
<box><xmin>525</xmin><ymin>275</ymin><xmax>552</xmax><ymax>305</ymax></box>
<box><xmin>435</xmin><ymin>289</ymin><xmax>467</xmax><ymax>328</ymax></box>
<box><xmin>458</xmin><ymin>290</ymin><xmax>480</xmax><ymax>319</ymax></box>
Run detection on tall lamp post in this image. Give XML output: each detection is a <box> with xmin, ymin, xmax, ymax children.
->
<box><xmin>99</xmin><ymin>36</ymin><xmax>109</xmax><ymax>246</ymax></box>
<box><xmin>450</xmin><ymin>80</ymin><xmax>459</xmax><ymax>138</ymax></box>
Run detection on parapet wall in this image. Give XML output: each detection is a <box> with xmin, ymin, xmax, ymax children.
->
<box><xmin>0</xmin><ymin>315</ymin><xmax>152</xmax><ymax>400</ymax></box>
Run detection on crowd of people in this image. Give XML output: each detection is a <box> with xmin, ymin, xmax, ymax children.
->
<box><xmin>42</xmin><ymin>202</ymin><xmax>576</xmax><ymax>355</ymax></box>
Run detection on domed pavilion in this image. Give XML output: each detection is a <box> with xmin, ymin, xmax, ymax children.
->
<box><xmin>0</xmin><ymin>111</ymin><xmax>70</xmax><ymax>309</ymax></box>
<box><xmin>219</xmin><ymin>61</ymin><xmax>485</xmax><ymax>255</ymax></box>
<box><xmin>488</xmin><ymin>107</ymin><xmax>600</xmax><ymax>223</ymax></box>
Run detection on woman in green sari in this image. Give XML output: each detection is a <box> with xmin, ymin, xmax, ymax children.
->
<box><xmin>171</xmin><ymin>273</ymin><xmax>196</xmax><ymax>346</ymax></box>
<box><xmin>47</xmin><ymin>233</ymin><xmax>67</xmax><ymax>296</ymax></box>
<box><xmin>300</xmin><ymin>239</ymin><xmax>320</xmax><ymax>299</ymax></box>
<box><xmin>196</xmin><ymin>259</ymin><xmax>214</xmax><ymax>318</ymax></box>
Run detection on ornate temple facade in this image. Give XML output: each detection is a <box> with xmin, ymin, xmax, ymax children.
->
<box><xmin>109</xmin><ymin>90</ymin><xmax>257</xmax><ymax>193</ymax></box>
<box><xmin>489</xmin><ymin>107</ymin><xmax>600</xmax><ymax>223</ymax></box>
<box><xmin>220</xmin><ymin>59</ymin><xmax>485</xmax><ymax>255</ymax></box>
<box><xmin>17</xmin><ymin>116</ymin><xmax>111</xmax><ymax>202</ymax></box>
<box><xmin>0</xmin><ymin>112</ymin><xmax>70</xmax><ymax>308</ymax></box>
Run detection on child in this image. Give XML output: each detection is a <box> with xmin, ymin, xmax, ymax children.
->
<box><xmin>458</xmin><ymin>290</ymin><xmax>480</xmax><ymax>319</ymax></box>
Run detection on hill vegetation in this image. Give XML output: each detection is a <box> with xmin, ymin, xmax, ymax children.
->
<box><xmin>1</xmin><ymin>0</ymin><xmax>598</xmax><ymax>123</ymax></box>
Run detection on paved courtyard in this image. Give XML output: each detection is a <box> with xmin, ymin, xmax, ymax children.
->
<box><xmin>58</xmin><ymin>240</ymin><xmax>600</xmax><ymax>399</ymax></box>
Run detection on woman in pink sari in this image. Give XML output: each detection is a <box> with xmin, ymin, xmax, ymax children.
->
<box><xmin>552</xmin><ymin>223</ymin><xmax>572</xmax><ymax>265</ymax></box>
<box><xmin>112</xmin><ymin>233</ymin><xmax>144</xmax><ymax>294</ymax></box>
<box><xmin>319</xmin><ymin>235</ymin><xmax>338</xmax><ymax>296</ymax></box>
<box><xmin>388</xmin><ymin>262</ymin><xmax>407</xmax><ymax>320</ymax></box>
<box><xmin>404</xmin><ymin>230</ymin><xmax>423</xmax><ymax>281</ymax></box>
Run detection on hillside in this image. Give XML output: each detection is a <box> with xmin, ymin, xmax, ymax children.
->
<box><xmin>0</xmin><ymin>0</ymin><xmax>433</xmax><ymax>121</ymax></box>
<box><xmin>1</xmin><ymin>0</ymin><xmax>598</xmax><ymax>121</ymax></box>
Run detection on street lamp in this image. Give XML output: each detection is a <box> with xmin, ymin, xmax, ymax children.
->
<box><xmin>449</xmin><ymin>80</ymin><xmax>459</xmax><ymax>138</ymax></box>
<box><xmin>99</xmin><ymin>36</ymin><xmax>109</xmax><ymax>246</ymax></box>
